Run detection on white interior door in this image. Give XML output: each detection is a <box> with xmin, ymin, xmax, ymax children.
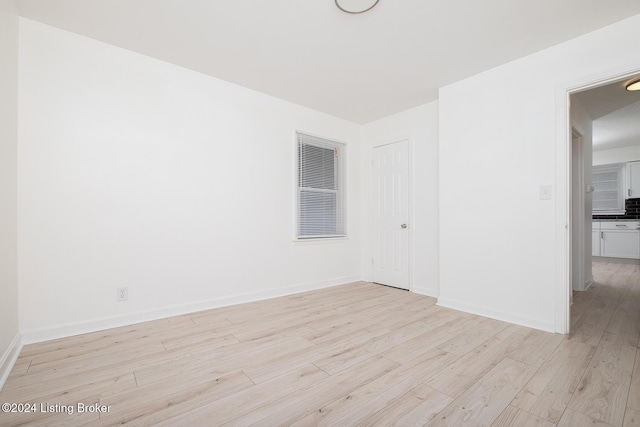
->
<box><xmin>372</xmin><ymin>140</ymin><xmax>409</xmax><ymax>290</ymax></box>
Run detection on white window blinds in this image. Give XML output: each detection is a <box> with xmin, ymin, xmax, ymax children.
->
<box><xmin>297</xmin><ymin>132</ymin><xmax>345</xmax><ymax>239</ymax></box>
<box><xmin>592</xmin><ymin>164</ymin><xmax>625</xmax><ymax>213</ymax></box>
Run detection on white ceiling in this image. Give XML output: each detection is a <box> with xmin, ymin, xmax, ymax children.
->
<box><xmin>592</xmin><ymin>101</ymin><xmax>640</xmax><ymax>150</ymax></box>
<box><xmin>573</xmin><ymin>78</ymin><xmax>640</xmax><ymax>151</ymax></box>
<box><xmin>14</xmin><ymin>0</ymin><xmax>640</xmax><ymax>124</ymax></box>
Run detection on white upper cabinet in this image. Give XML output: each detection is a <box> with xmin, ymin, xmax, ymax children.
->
<box><xmin>627</xmin><ymin>161</ymin><xmax>640</xmax><ymax>199</ymax></box>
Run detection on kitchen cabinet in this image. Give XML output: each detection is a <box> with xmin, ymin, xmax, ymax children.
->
<box><xmin>592</xmin><ymin>222</ymin><xmax>600</xmax><ymax>257</ymax></box>
<box><xmin>592</xmin><ymin>164</ymin><xmax>625</xmax><ymax>212</ymax></box>
<box><xmin>628</xmin><ymin>161</ymin><xmax>640</xmax><ymax>199</ymax></box>
<box><xmin>594</xmin><ymin>221</ymin><xmax>640</xmax><ymax>259</ymax></box>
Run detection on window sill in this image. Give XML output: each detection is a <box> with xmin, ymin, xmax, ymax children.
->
<box><xmin>293</xmin><ymin>236</ymin><xmax>348</xmax><ymax>245</ymax></box>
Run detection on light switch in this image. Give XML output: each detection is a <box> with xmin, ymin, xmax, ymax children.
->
<box><xmin>540</xmin><ymin>185</ymin><xmax>552</xmax><ymax>200</ymax></box>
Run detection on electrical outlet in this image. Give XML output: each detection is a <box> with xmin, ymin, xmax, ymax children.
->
<box><xmin>117</xmin><ymin>287</ymin><xmax>128</xmax><ymax>302</ymax></box>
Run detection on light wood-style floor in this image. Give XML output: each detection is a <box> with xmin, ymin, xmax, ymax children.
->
<box><xmin>1</xmin><ymin>261</ymin><xmax>639</xmax><ymax>426</ymax></box>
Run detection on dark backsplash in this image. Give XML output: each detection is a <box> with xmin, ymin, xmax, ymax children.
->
<box><xmin>593</xmin><ymin>198</ymin><xmax>640</xmax><ymax>220</ymax></box>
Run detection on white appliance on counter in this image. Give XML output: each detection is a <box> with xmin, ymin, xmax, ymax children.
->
<box><xmin>592</xmin><ymin>221</ymin><xmax>640</xmax><ymax>259</ymax></box>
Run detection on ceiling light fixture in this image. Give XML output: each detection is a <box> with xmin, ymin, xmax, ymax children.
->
<box><xmin>335</xmin><ymin>0</ymin><xmax>379</xmax><ymax>14</ymax></box>
<box><xmin>626</xmin><ymin>78</ymin><xmax>640</xmax><ymax>91</ymax></box>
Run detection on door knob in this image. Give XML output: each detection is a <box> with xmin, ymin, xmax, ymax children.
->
<box><xmin>401</xmin><ymin>224</ymin><xmax>408</xmax><ymax>229</ymax></box>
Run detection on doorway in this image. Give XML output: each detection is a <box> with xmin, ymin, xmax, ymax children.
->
<box><xmin>562</xmin><ymin>71</ymin><xmax>640</xmax><ymax>334</ymax></box>
<box><xmin>372</xmin><ymin>140</ymin><xmax>410</xmax><ymax>290</ymax></box>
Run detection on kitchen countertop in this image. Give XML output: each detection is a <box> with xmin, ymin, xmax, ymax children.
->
<box><xmin>592</xmin><ymin>218</ymin><xmax>640</xmax><ymax>222</ymax></box>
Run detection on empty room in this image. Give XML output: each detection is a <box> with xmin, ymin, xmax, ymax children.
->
<box><xmin>1</xmin><ymin>0</ymin><xmax>640</xmax><ymax>426</ymax></box>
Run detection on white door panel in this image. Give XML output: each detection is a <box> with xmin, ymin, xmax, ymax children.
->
<box><xmin>372</xmin><ymin>140</ymin><xmax>409</xmax><ymax>289</ymax></box>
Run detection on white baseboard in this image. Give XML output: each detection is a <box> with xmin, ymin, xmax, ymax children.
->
<box><xmin>592</xmin><ymin>256</ymin><xmax>640</xmax><ymax>265</ymax></box>
<box><xmin>583</xmin><ymin>278</ymin><xmax>594</xmax><ymax>291</ymax></box>
<box><xmin>0</xmin><ymin>333</ymin><xmax>23</xmax><ymax>391</ymax></box>
<box><xmin>436</xmin><ymin>298</ymin><xmax>555</xmax><ymax>333</ymax></box>
<box><xmin>412</xmin><ymin>285</ymin><xmax>438</xmax><ymax>298</ymax></box>
<box><xmin>20</xmin><ymin>275</ymin><xmax>362</xmax><ymax>344</ymax></box>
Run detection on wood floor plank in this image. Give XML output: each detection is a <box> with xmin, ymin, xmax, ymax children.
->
<box><xmin>567</xmin><ymin>340</ymin><xmax>636</xmax><ymax>426</ymax></box>
<box><xmin>2</xmin><ymin>343</ymin><xmax>165</xmax><ymax>394</ymax></box>
<box><xmin>367</xmin><ymin>304</ymin><xmax>444</xmax><ymax>331</ymax></box>
<box><xmin>556</xmin><ymin>408</ymin><xmax>616</xmax><ymax>427</ymax></box>
<box><xmin>381</xmin><ymin>315</ymin><xmax>475</xmax><ymax>364</ymax></box>
<box><xmin>511</xmin><ymin>338</ymin><xmax>596</xmax><ymax>423</ymax></box>
<box><xmin>0</xmin><ymin>372</ymin><xmax>136</xmax><ymax>407</ymax></box>
<box><xmin>159</xmin><ymin>323</ymin><xmax>236</xmax><ymax>350</ymax></box>
<box><xmin>152</xmin><ymin>365</ymin><xmax>329</xmax><ymax>426</ymax></box>
<box><xmin>243</xmin><ymin>324</ymin><xmax>391</xmax><ymax>384</ymax></box>
<box><xmin>590</xmin><ymin>286</ymin><xmax>625</xmax><ymax>311</ymax></box>
<box><xmin>624</xmin><ymin>408</ymin><xmax>640</xmax><ymax>427</ymax></box>
<box><xmin>312</xmin><ymin>320</ymin><xmax>430</xmax><ymax>375</ymax></box>
<box><xmin>133</xmin><ymin>335</ymin><xmax>315</xmax><ymax>386</ymax></box>
<box><xmin>4</xmin><ymin>333</ymin><xmax>240</xmax><ymax>396</ymax></box>
<box><xmin>602</xmin><ymin>309</ymin><xmax>640</xmax><ymax>348</ymax></box>
<box><xmin>0</xmin><ymin>373</ymin><xmax>135</xmax><ymax>426</ymax></box>
<box><xmin>570</xmin><ymin>306</ymin><xmax>615</xmax><ymax>347</ymax></box>
<box><xmin>425</xmin><ymin>329</ymin><xmax>529</xmax><ymax>398</ymax></box>
<box><xmin>490</xmin><ymin>405</ymin><xmax>554</xmax><ymax>427</ymax></box>
<box><xmin>289</xmin><ymin>368</ymin><xmax>422</xmax><ymax>426</ymax></box>
<box><xmin>99</xmin><ymin>369</ymin><xmax>253</xmax><ymax>422</ymax></box>
<box><xmin>357</xmin><ymin>381</ymin><xmax>453</xmax><ymax>427</ymax></box>
<box><xmin>6</xmin><ymin>357</ymin><xmax>30</xmax><ymax>376</ymax></box>
<box><xmin>225</xmin><ymin>355</ymin><xmax>400</xmax><ymax>427</ymax></box>
<box><xmin>289</xmin><ymin>347</ymin><xmax>461</xmax><ymax>427</ymax></box>
<box><xmin>24</xmin><ymin>341</ymin><xmax>167</xmax><ymax>375</ymax></box>
<box><xmin>426</xmin><ymin>357</ymin><xmax>538</xmax><ymax>427</ymax></box>
<box><xmin>618</xmin><ymin>280</ymin><xmax>640</xmax><ymax>315</ymax></box>
<box><xmin>624</xmin><ymin>407</ymin><xmax>640</xmax><ymax>427</ymax></box>
<box><xmin>317</xmin><ymin>286</ymin><xmax>418</xmax><ymax>313</ymax></box>
<box><xmin>16</xmin><ymin>321</ymin><xmax>166</xmax><ymax>357</ymax></box>
<box><xmin>435</xmin><ymin>316</ymin><xmax>508</xmax><ymax>356</ymax></box>
<box><xmin>629</xmin><ymin>352</ymin><xmax>640</xmax><ymax>411</ymax></box>
<box><xmin>0</xmin><ymin>266</ymin><xmax>637</xmax><ymax>427</ymax></box>
<box><xmin>508</xmin><ymin>330</ymin><xmax>565</xmax><ymax>367</ymax></box>
<box><xmin>571</xmin><ymin>297</ymin><xmax>595</xmax><ymax>328</ymax></box>
<box><xmin>303</xmin><ymin>318</ymin><xmax>388</xmax><ymax>345</ymax></box>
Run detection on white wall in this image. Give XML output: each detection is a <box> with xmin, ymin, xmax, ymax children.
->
<box><xmin>593</xmin><ymin>144</ymin><xmax>640</xmax><ymax>165</ymax></box>
<box><xmin>0</xmin><ymin>0</ymin><xmax>20</xmax><ymax>386</ymax></box>
<box><xmin>360</xmin><ymin>102</ymin><xmax>439</xmax><ymax>296</ymax></box>
<box><xmin>439</xmin><ymin>14</ymin><xmax>640</xmax><ymax>332</ymax></box>
<box><xmin>15</xmin><ymin>11</ymin><xmax>640</xmax><ymax>346</ymax></box>
<box><xmin>570</xmin><ymin>98</ymin><xmax>593</xmax><ymax>289</ymax></box>
<box><xmin>18</xmin><ymin>19</ymin><xmax>363</xmax><ymax>342</ymax></box>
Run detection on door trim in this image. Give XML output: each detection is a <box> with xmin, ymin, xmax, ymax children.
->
<box><xmin>570</xmin><ymin>125</ymin><xmax>585</xmax><ymax>296</ymax></box>
<box><xmin>555</xmin><ymin>65</ymin><xmax>640</xmax><ymax>334</ymax></box>
<box><xmin>371</xmin><ymin>137</ymin><xmax>413</xmax><ymax>291</ymax></box>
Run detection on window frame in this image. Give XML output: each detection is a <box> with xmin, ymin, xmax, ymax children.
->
<box><xmin>294</xmin><ymin>131</ymin><xmax>347</xmax><ymax>241</ymax></box>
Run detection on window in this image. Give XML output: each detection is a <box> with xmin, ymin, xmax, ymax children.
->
<box><xmin>296</xmin><ymin>132</ymin><xmax>345</xmax><ymax>239</ymax></box>
<box><xmin>592</xmin><ymin>164</ymin><xmax>625</xmax><ymax>214</ymax></box>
